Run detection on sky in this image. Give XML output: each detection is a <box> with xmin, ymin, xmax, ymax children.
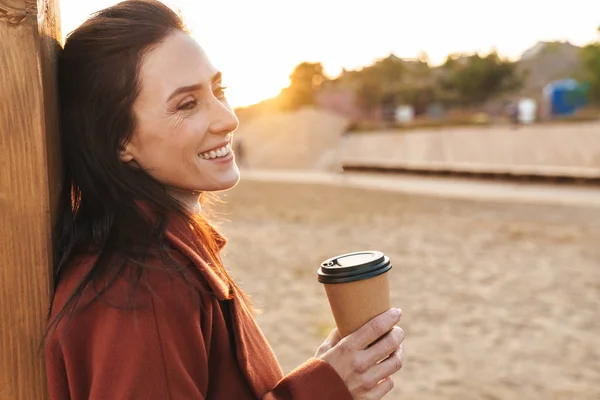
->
<box><xmin>59</xmin><ymin>0</ymin><xmax>600</xmax><ymax>108</ymax></box>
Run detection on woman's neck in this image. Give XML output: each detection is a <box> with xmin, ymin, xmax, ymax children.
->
<box><xmin>166</xmin><ymin>187</ymin><xmax>202</xmax><ymax>214</ymax></box>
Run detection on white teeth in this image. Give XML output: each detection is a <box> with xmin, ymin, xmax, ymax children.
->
<box><xmin>200</xmin><ymin>143</ymin><xmax>231</xmax><ymax>160</ymax></box>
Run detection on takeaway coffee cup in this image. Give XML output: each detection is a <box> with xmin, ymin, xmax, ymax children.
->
<box><xmin>317</xmin><ymin>251</ymin><xmax>392</xmax><ymax>338</ymax></box>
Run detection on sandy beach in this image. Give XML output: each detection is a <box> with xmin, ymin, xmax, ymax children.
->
<box><xmin>215</xmin><ymin>178</ymin><xmax>600</xmax><ymax>400</ymax></box>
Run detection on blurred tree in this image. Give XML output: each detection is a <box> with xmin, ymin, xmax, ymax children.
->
<box><xmin>437</xmin><ymin>51</ymin><xmax>523</xmax><ymax>106</ymax></box>
<box><xmin>354</xmin><ymin>55</ymin><xmax>406</xmax><ymax>112</ymax></box>
<box><xmin>278</xmin><ymin>62</ymin><xmax>327</xmax><ymax>110</ymax></box>
<box><xmin>579</xmin><ymin>29</ymin><xmax>600</xmax><ymax>103</ymax></box>
<box><xmin>356</xmin><ymin>79</ymin><xmax>382</xmax><ymax>114</ymax></box>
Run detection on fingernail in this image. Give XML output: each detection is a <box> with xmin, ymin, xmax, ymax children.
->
<box><xmin>393</xmin><ymin>308</ymin><xmax>402</xmax><ymax>317</ymax></box>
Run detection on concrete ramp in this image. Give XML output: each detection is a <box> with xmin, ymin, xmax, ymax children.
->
<box><xmin>341</xmin><ymin>122</ymin><xmax>600</xmax><ymax>181</ymax></box>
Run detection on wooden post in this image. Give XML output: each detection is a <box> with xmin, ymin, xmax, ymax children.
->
<box><xmin>0</xmin><ymin>1</ymin><xmax>62</xmax><ymax>399</ymax></box>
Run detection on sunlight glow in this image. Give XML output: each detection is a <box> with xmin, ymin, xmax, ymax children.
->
<box><xmin>59</xmin><ymin>0</ymin><xmax>600</xmax><ymax>108</ymax></box>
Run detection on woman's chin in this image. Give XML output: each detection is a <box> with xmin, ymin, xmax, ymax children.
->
<box><xmin>202</xmin><ymin>167</ymin><xmax>241</xmax><ymax>192</ymax></box>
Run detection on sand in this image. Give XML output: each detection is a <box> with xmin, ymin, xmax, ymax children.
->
<box><xmin>234</xmin><ymin>107</ymin><xmax>349</xmax><ymax>170</ymax></box>
<box><xmin>214</xmin><ymin>179</ymin><xmax>600</xmax><ymax>400</ymax></box>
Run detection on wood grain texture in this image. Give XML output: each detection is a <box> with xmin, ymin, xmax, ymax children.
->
<box><xmin>0</xmin><ymin>1</ymin><xmax>36</xmax><ymax>25</ymax></box>
<box><xmin>0</xmin><ymin>0</ymin><xmax>62</xmax><ymax>398</ymax></box>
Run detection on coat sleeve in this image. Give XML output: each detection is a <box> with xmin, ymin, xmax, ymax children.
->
<box><xmin>47</xmin><ymin>268</ymin><xmax>211</xmax><ymax>400</ymax></box>
<box><xmin>263</xmin><ymin>358</ymin><xmax>353</xmax><ymax>400</ymax></box>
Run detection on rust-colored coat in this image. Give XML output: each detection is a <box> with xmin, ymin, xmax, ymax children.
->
<box><xmin>46</xmin><ymin>215</ymin><xmax>352</xmax><ymax>399</ymax></box>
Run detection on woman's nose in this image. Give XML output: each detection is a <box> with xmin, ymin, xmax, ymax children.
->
<box><xmin>208</xmin><ymin>100</ymin><xmax>239</xmax><ymax>136</ymax></box>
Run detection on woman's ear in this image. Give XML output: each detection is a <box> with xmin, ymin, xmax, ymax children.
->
<box><xmin>119</xmin><ymin>143</ymin><xmax>135</xmax><ymax>163</ymax></box>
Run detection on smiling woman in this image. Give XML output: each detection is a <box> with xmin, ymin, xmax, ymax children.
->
<box><xmin>44</xmin><ymin>1</ymin><xmax>404</xmax><ymax>399</ymax></box>
<box><xmin>122</xmin><ymin>32</ymin><xmax>240</xmax><ymax>196</ymax></box>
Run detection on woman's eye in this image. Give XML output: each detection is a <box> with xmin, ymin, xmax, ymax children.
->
<box><xmin>178</xmin><ymin>99</ymin><xmax>198</xmax><ymax>110</ymax></box>
<box><xmin>214</xmin><ymin>86</ymin><xmax>227</xmax><ymax>100</ymax></box>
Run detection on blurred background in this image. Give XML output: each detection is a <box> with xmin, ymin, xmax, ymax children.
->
<box><xmin>61</xmin><ymin>1</ymin><xmax>600</xmax><ymax>399</ymax></box>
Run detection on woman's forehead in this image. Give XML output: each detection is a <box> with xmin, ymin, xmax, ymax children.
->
<box><xmin>138</xmin><ymin>31</ymin><xmax>218</xmax><ymax>96</ymax></box>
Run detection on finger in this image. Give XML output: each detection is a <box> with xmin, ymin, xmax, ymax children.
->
<box><xmin>361</xmin><ymin>347</ymin><xmax>404</xmax><ymax>389</ymax></box>
<box><xmin>324</xmin><ymin>328</ymin><xmax>342</xmax><ymax>347</ymax></box>
<box><xmin>363</xmin><ymin>326</ymin><xmax>404</xmax><ymax>365</ymax></box>
<box><xmin>366</xmin><ymin>376</ymin><xmax>395</xmax><ymax>400</ymax></box>
<box><xmin>315</xmin><ymin>328</ymin><xmax>343</xmax><ymax>358</ymax></box>
<box><xmin>347</xmin><ymin>308</ymin><xmax>402</xmax><ymax>350</ymax></box>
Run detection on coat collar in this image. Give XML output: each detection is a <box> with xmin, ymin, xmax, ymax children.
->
<box><xmin>164</xmin><ymin>213</ymin><xmax>231</xmax><ymax>301</ymax></box>
<box><xmin>136</xmin><ymin>201</ymin><xmax>231</xmax><ymax>301</ymax></box>
<box><xmin>160</xmin><ymin>209</ymin><xmax>285</xmax><ymax>397</ymax></box>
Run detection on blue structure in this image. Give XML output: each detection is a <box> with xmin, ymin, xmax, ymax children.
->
<box><xmin>543</xmin><ymin>78</ymin><xmax>589</xmax><ymax>116</ymax></box>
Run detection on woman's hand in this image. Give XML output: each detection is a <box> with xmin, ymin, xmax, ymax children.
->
<box><xmin>315</xmin><ymin>309</ymin><xmax>404</xmax><ymax>400</ymax></box>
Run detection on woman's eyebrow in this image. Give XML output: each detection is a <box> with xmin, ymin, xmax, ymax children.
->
<box><xmin>166</xmin><ymin>71</ymin><xmax>222</xmax><ymax>102</ymax></box>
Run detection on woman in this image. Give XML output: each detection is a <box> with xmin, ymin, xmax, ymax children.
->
<box><xmin>45</xmin><ymin>1</ymin><xmax>405</xmax><ymax>399</ymax></box>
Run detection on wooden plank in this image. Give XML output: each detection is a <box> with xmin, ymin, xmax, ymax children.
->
<box><xmin>0</xmin><ymin>1</ymin><xmax>62</xmax><ymax>399</ymax></box>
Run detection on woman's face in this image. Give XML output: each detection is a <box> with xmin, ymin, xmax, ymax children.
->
<box><xmin>121</xmin><ymin>31</ymin><xmax>240</xmax><ymax>193</ymax></box>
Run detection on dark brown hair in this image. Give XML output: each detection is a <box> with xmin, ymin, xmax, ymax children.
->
<box><xmin>49</xmin><ymin>0</ymin><xmax>249</xmax><ymax>333</ymax></box>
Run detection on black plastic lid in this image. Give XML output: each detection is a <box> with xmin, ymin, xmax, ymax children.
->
<box><xmin>317</xmin><ymin>251</ymin><xmax>392</xmax><ymax>284</ymax></box>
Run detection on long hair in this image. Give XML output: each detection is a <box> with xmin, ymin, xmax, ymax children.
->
<box><xmin>48</xmin><ymin>0</ymin><xmax>249</xmax><ymax>334</ymax></box>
